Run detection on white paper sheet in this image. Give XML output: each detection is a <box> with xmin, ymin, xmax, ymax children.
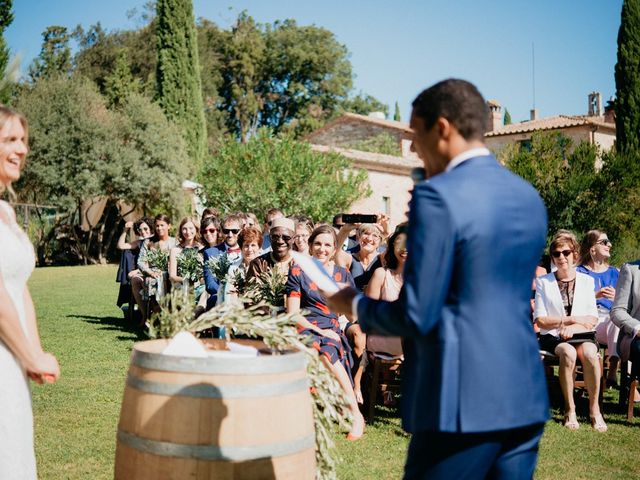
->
<box><xmin>290</xmin><ymin>251</ymin><xmax>340</xmax><ymax>293</ymax></box>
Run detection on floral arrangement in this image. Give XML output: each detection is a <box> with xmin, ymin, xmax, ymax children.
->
<box><xmin>177</xmin><ymin>247</ymin><xmax>203</xmax><ymax>283</ymax></box>
<box><xmin>244</xmin><ymin>267</ymin><xmax>288</xmax><ymax>307</ymax></box>
<box><xmin>206</xmin><ymin>253</ymin><xmax>233</xmax><ymax>283</ymax></box>
<box><xmin>146</xmin><ymin>248</ymin><xmax>169</xmax><ymax>272</ymax></box>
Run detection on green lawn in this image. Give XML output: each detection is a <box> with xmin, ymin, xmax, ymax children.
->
<box><xmin>29</xmin><ymin>265</ymin><xmax>640</xmax><ymax>479</ymax></box>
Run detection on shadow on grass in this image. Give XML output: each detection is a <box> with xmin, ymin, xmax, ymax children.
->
<box><xmin>66</xmin><ymin>314</ymin><xmax>147</xmax><ymax>341</ymax></box>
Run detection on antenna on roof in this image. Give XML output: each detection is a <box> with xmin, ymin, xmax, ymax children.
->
<box><xmin>531</xmin><ymin>42</ymin><xmax>536</xmax><ymax>110</ymax></box>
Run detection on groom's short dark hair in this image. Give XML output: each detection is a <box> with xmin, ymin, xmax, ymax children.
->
<box><xmin>412</xmin><ymin>79</ymin><xmax>489</xmax><ymax>141</ymax></box>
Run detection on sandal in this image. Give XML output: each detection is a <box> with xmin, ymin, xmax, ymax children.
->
<box><xmin>590</xmin><ymin>414</ymin><xmax>608</xmax><ymax>433</ymax></box>
<box><xmin>563</xmin><ymin>412</ymin><xmax>580</xmax><ymax>430</ymax></box>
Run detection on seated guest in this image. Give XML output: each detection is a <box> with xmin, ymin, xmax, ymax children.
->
<box><xmin>292</xmin><ymin>220</ymin><xmax>313</xmax><ymax>256</ymax></box>
<box><xmin>216</xmin><ymin>214</ymin><xmax>244</xmax><ymax>262</ymax></box>
<box><xmin>168</xmin><ymin>217</ymin><xmax>202</xmax><ymax>290</ymax></box>
<box><xmin>534</xmin><ymin>230</ymin><xmax>606</xmax><ymax>432</ymax></box>
<box><xmin>577</xmin><ymin>230</ymin><xmax>622</xmax><ymax>388</ymax></box>
<box><xmin>136</xmin><ymin>214</ymin><xmax>176</xmax><ymax>322</ymax></box>
<box><xmin>261</xmin><ymin>208</ymin><xmax>285</xmax><ymax>251</ymax></box>
<box><xmin>286</xmin><ymin>224</ymin><xmax>365</xmax><ymax>440</ymax></box>
<box><xmin>336</xmin><ymin>223</ymin><xmax>384</xmax><ymax>378</ymax></box>
<box><xmin>201</xmin><ymin>207</ymin><xmax>221</xmax><ymax>244</ymax></box>
<box><xmin>194</xmin><ymin>216</ymin><xmax>220</xmax><ymax>316</ymax></box>
<box><xmin>219</xmin><ymin>226</ymin><xmax>263</xmax><ymax>304</ymax></box>
<box><xmin>245</xmin><ymin>212</ymin><xmax>260</xmax><ymax>229</ymax></box>
<box><xmin>611</xmin><ymin>258</ymin><xmax>640</xmax><ymax>405</ymax></box>
<box><xmin>332</xmin><ymin>213</ymin><xmax>357</xmax><ymax>251</ymax></box>
<box><xmin>117</xmin><ymin>217</ymin><xmax>153</xmax><ymax>317</ymax></box>
<box><xmin>247</xmin><ymin>217</ymin><xmax>295</xmax><ymax>284</ymax></box>
<box><xmin>354</xmin><ymin>224</ymin><xmax>408</xmax><ymax>403</ymax></box>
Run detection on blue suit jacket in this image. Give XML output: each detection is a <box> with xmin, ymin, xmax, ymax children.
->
<box><xmin>358</xmin><ymin>155</ymin><xmax>550</xmax><ymax>433</ymax></box>
<box><xmin>202</xmin><ymin>246</ymin><xmax>222</xmax><ymax>307</ymax></box>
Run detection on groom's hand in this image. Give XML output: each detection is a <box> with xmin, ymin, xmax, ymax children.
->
<box><xmin>324</xmin><ymin>286</ymin><xmax>358</xmax><ymax>316</ymax></box>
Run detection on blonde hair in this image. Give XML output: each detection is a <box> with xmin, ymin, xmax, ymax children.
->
<box><xmin>0</xmin><ymin>106</ymin><xmax>29</xmax><ymax>200</ymax></box>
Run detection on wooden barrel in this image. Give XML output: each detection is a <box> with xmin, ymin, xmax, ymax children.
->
<box><xmin>114</xmin><ymin>339</ymin><xmax>316</xmax><ymax>480</ymax></box>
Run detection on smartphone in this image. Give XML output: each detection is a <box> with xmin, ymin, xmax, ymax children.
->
<box><xmin>342</xmin><ymin>214</ymin><xmax>378</xmax><ymax>224</ymax></box>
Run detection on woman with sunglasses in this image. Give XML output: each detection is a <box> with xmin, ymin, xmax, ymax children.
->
<box><xmin>286</xmin><ymin>224</ymin><xmax>365</xmax><ymax>440</ymax></box>
<box><xmin>534</xmin><ymin>230</ymin><xmax>605</xmax><ymax>432</ymax></box>
<box><xmin>577</xmin><ymin>230</ymin><xmax>622</xmax><ymax>389</ymax></box>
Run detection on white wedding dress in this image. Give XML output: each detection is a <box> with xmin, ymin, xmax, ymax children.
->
<box><xmin>0</xmin><ymin>200</ymin><xmax>37</xmax><ymax>479</ymax></box>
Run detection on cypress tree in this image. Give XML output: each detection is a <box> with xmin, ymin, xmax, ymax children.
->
<box><xmin>0</xmin><ymin>0</ymin><xmax>13</xmax><ymax>104</ymax></box>
<box><xmin>156</xmin><ymin>0</ymin><xmax>206</xmax><ymax>170</ymax></box>
<box><xmin>393</xmin><ymin>101</ymin><xmax>401</xmax><ymax>121</ymax></box>
<box><xmin>615</xmin><ymin>0</ymin><xmax>640</xmax><ymax>151</ymax></box>
<box><xmin>504</xmin><ymin>108</ymin><xmax>512</xmax><ymax>125</ymax></box>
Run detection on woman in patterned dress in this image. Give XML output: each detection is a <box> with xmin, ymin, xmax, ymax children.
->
<box><xmin>0</xmin><ymin>106</ymin><xmax>60</xmax><ymax>479</ymax></box>
<box><xmin>286</xmin><ymin>224</ymin><xmax>365</xmax><ymax>440</ymax></box>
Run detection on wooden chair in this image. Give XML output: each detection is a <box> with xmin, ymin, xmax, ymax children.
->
<box><xmin>362</xmin><ymin>351</ymin><xmax>403</xmax><ymax>422</ymax></box>
<box><xmin>619</xmin><ymin>360</ymin><xmax>638</xmax><ymax>420</ymax></box>
<box><xmin>540</xmin><ymin>349</ymin><xmax>605</xmax><ymax>407</ymax></box>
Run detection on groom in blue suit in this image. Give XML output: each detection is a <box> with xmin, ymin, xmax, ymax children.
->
<box><xmin>327</xmin><ymin>79</ymin><xmax>549</xmax><ymax>479</ymax></box>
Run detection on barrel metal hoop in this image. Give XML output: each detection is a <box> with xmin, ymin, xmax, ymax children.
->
<box><xmin>117</xmin><ymin>430</ymin><xmax>315</xmax><ymax>462</ymax></box>
<box><xmin>126</xmin><ymin>375</ymin><xmax>309</xmax><ymax>398</ymax></box>
<box><xmin>131</xmin><ymin>349</ymin><xmax>306</xmax><ymax>375</ymax></box>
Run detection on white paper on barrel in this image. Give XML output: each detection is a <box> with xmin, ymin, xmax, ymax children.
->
<box><xmin>162</xmin><ymin>331</ymin><xmax>208</xmax><ymax>357</ymax></box>
<box><xmin>290</xmin><ymin>251</ymin><xmax>340</xmax><ymax>293</ymax></box>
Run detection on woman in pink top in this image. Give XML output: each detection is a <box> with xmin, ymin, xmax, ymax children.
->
<box><xmin>352</xmin><ymin>225</ymin><xmax>407</xmax><ymax>403</ymax></box>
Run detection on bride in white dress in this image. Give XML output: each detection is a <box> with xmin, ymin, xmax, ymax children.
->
<box><xmin>0</xmin><ymin>107</ymin><xmax>60</xmax><ymax>479</ymax></box>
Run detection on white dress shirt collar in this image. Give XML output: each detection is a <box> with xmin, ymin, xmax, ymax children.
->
<box><xmin>445</xmin><ymin>147</ymin><xmax>491</xmax><ymax>173</ymax></box>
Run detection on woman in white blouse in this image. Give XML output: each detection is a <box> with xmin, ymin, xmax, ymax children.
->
<box><xmin>534</xmin><ymin>230</ymin><xmax>605</xmax><ymax>432</ymax></box>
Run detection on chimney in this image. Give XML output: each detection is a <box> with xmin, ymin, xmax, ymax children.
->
<box><xmin>588</xmin><ymin>92</ymin><xmax>603</xmax><ymax>116</ymax></box>
<box><xmin>604</xmin><ymin>97</ymin><xmax>615</xmax><ymax>123</ymax></box>
<box><xmin>487</xmin><ymin>100</ymin><xmax>502</xmax><ymax>131</ymax></box>
<box><xmin>530</xmin><ymin>109</ymin><xmax>538</xmax><ymax>121</ymax></box>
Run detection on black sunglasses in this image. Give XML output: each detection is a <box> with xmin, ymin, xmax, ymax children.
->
<box><xmin>551</xmin><ymin>249</ymin><xmax>573</xmax><ymax>258</ymax></box>
<box><xmin>270</xmin><ymin>234</ymin><xmax>292</xmax><ymax>243</ymax></box>
<box><xmin>596</xmin><ymin>239</ymin><xmax>612</xmax><ymax>246</ymax></box>
<box><xmin>203</xmin><ymin>228</ymin><xmax>217</xmax><ymax>234</ymax></box>
<box><xmin>222</xmin><ymin>228</ymin><xmax>240</xmax><ymax>235</ymax></box>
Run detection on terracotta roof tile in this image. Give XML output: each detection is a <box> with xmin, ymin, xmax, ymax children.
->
<box><xmin>486</xmin><ymin>115</ymin><xmax>615</xmax><ymax>137</ymax></box>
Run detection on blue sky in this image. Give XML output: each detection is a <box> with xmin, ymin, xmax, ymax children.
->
<box><xmin>6</xmin><ymin>1</ymin><xmax>622</xmax><ymax>122</ymax></box>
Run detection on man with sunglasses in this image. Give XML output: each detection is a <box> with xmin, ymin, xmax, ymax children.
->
<box><xmin>261</xmin><ymin>208</ymin><xmax>285</xmax><ymax>251</ymax></box>
<box><xmin>247</xmin><ymin>217</ymin><xmax>295</xmax><ymax>286</ymax></box>
<box><xmin>326</xmin><ymin>79</ymin><xmax>549</xmax><ymax>479</ymax></box>
<box><xmin>215</xmin><ymin>214</ymin><xmax>244</xmax><ymax>262</ymax></box>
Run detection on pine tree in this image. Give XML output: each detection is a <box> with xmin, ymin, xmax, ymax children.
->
<box><xmin>104</xmin><ymin>50</ymin><xmax>140</xmax><ymax>107</ymax></box>
<box><xmin>393</xmin><ymin>101</ymin><xmax>401</xmax><ymax>121</ymax></box>
<box><xmin>155</xmin><ymin>0</ymin><xmax>206</xmax><ymax>170</ymax></box>
<box><xmin>504</xmin><ymin>108</ymin><xmax>512</xmax><ymax>125</ymax></box>
<box><xmin>615</xmin><ymin>0</ymin><xmax>640</xmax><ymax>151</ymax></box>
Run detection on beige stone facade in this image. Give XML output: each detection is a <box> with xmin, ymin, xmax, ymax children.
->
<box><xmin>306</xmin><ymin>95</ymin><xmax>617</xmax><ymax>229</ymax></box>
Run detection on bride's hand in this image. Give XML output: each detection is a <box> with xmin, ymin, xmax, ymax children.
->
<box><xmin>26</xmin><ymin>352</ymin><xmax>60</xmax><ymax>384</ymax></box>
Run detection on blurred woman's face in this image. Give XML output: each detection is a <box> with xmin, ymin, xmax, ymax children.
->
<box><xmin>201</xmin><ymin>225</ymin><xmax>217</xmax><ymax>247</ymax></box>
<box><xmin>138</xmin><ymin>222</ymin><xmax>152</xmax><ymax>239</ymax></box>
<box><xmin>393</xmin><ymin>233</ymin><xmax>408</xmax><ymax>263</ymax></box>
<box><xmin>0</xmin><ymin>116</ymin><xmax>27</xmax><ymax>186</ymax></box>
<box><xmin>294</xmin><ymin>225</ymin><xmax>310</xmax><ymax>252</ymax></box>
<box><xmin>592</xmin><ymin>234</ymin><xmax>612</xmax><ymax>260</ymax></box>
<box><xmin>311</xmin><ymin>233</ymin><xmax>336</xmax><ymax>265</ymax></box>
<box><xmin>181</xmin><ymin>221</ymin><xmax>197</xmax><ymax>243</ymax></box>
<box><xmin>155</xmin><ymin>220</ymin><xmax>170</xmax><ymax>239</ymax></box>
<box><xmin>242</xmin><ymin>240</ymin><xmax>261</xmax><ymax>263</ymax></box>
<box><xmin>358</xmin><ymin>228</ymin><xmax>381</xmax><ymax>254</ymax></box>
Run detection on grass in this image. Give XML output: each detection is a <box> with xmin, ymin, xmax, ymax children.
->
<box><xmin>28</xmin><ymin>265</ymin><xmax>640</xmax><ymax>479</ymax></box>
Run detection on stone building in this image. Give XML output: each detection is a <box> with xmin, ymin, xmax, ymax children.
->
<box><xmin>305</xmin><ymin>113</ymin><xmax>420</xmax><ymax>228</ymax></box>
<box><xmin>306</xmin><ymin>93</ymin><xmax>616</xmax><ymax>228</ymax></box>
<box><xmin>484</xmin><ymin>92</ymin><xmax>616</xmax><ymax>154</ymax></box>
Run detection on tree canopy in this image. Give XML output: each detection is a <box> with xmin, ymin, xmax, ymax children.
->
<box><xmin>198</xmin><ymin>132</ymin><xmax>369</xmax><ymax>221</ymax></box>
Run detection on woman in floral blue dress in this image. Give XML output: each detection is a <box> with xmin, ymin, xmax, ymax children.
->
<box><xmin>286</xmin><ymin>224</ymin><xmax>365</xmax><ymax>440</ymax></box>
